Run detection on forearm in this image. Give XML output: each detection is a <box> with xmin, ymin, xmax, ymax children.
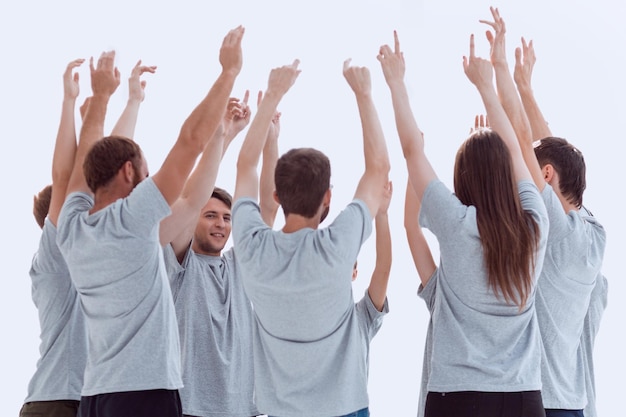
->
<box><xmin>181</xmin><ymin>70</ymin><xmax>237</xmax><ymax>152</ymax></box>
<box><xmin>516</xmin><ymin>84</ymin><xmax>553</xmax><ymax>141</ymax></box>
<box><xmin>404</xmin><ymin>181</ymin><xmax>436</xmax><ymax>286</ymax></box>
<box><xmin>368</xmin><ymin>212</ymin><xmax>392</xmax><ymax>311</ymax></box>
<box><xmin>493</xmin><ymin>61</ymin><xmax>533</xmax><ymax>147</ymax></box>
<box><xmin>110</xmin><ymin>98</ymin><xmax>142</xmax><ymax>139</ymax></box>
<box><xmin>52</xmin><ymin>98</ymin><xmax>78</xmax><ymax>184</ymax></box>
<box><xmin>260</xmin><ymin>136</ymin><xmax>279</xmax><ymax>226</ymax></box>
<box><xmin>235</xmin><ymin>92</ymin><xmax>280</xmax><ymax>201</ymax></box>
<box><xmin>357</xmin><ymin>92</ymin><xmax>390</xmax><ymax>177</ymax></box>
<box><xmin>389</xmin><ymin>82</ymin><xmax>424</xmax><ymax>159</ymax></box>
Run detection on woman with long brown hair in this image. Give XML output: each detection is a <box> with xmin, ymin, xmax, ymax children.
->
<box><xmin>378</xmin><ymin>31</ymin><xmax>549</xmax><ymax>417</ymax></box>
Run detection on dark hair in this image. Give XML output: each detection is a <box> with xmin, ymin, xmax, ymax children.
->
<box><xmin>84</xmin><ymin>136</ymin><xmax>143</xmax><ymax>193</ymax></box>
<box><xmin>33</xmin><ymin>184</ymin><xmax>52</xmax><ymax>229</ymax></box>
<box><xmin>211</xmin><ymin>187</ymin><xmax>232</xmax><ymax>209</ymax></box>
<box><xmin>454</xmin><ymin>129</ymin><xmax>540</xmax><ymax>309</ymax></box>
<box><xmin>534</xmin><ymin>136</ymin><xmax>586</xmax><ymax>208</ymax></box>
<box><xmin>274</xmin><ymin>148</ymin><xmax>331</xmax><ymax>218</ymax></box>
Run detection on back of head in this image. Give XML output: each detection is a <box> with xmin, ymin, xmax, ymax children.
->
<box><xmin>534</xmin><ymin>136</ymin><xmax>586</xmax><ymax>208</ymax></box>
<box><xmin>211</xmin><ymin>187</ymin><xmax>233</xmax><ymax>209</ymax></box>
<box><xmin>84</xmin><ymin>136</ymin><xmax>143</xmax><ymax>193</ymax></box>
<box><xmin>33</xmin><ymin>184</ymin><xmax>52</xmax><ymax>229</ymax></box>
<box><xmin>275</xmin><ymin>148</ymin><xmax>331</xmax><ymax>218</ymax></box>
<box><xmin>454</xmin><ymin>129</ymin><xmax>540</xmax><ymax>309</ymax></box>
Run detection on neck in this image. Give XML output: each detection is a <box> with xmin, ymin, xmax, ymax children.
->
<box><xmin>90</xmin><ymin>186</ymin><xmax>131</xmax><ymax>214</ymax></box>
<box><xmin>282</xmin><ymin>213</ymin><xmax>320</xmax><ymax>233</ymax></box>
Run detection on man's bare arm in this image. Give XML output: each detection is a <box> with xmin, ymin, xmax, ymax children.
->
<box><xmin>152</xmin><ymin>26</ymin><xmax>244</xmax><ymax>206</ymax></box>
<box><xmin>110</xmin><ymin>60</ymin><xmax>156</xmax><ymax>139</ymax></box>
<box><xmin>48</xmin><ymin>59</ymin><xmax>84</xmax><ymax>225</ymax></box>
<box><xmin>368</xmin><ymin>181</ymin><xmax>393</xmax><ymax>311</ymax></box>
<box><xmin>344</xmin><ymin>59</ymin><xmax>390</xmax><ymax>218</ymax></box>
<box><xmin>234</xmin><ymin>60</ymin><xmax>300</xmax><ymax>202</ymax></box>
<box><xmin>160</xmin><ymin>94</ymin><xmax>250</xmax><ymax>258</ymax></box>
<box><xmin>260</xmin><ymin>95</ymin><xmax>281</xmax><ymax>227</ymax></box>
<box><xmin>65</xmin><ymin>51</ymin><xmax>121</xmax><ymax>196</ymax></box>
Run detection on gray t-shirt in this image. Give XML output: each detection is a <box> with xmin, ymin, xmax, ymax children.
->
<box><xmin>416</xmin><ymin>270</ymin><xmax>438</xmax><ymax>417</ymax></box>
<box><xmin>581</xmin><ymin>272</ymin><xmax>608</xmax><ymax>417</ymax></box>
<box><xmin>232</xmin><ymin>198</ymin><xmax>372</xmax><ymax>417</ymax></box>
<box><xmin>535</xmin><ymin>186</ymin><xmax>606</xmax><ymax>409</ymax></box>
<box><xmin>419</xmin><ymin>179</ymin><xmax>548</xmax><ymax>392</ymax></box>
<box><xmin>57</xmin><ymin>178</ymin><xmax>182</xmax><ymax>396</ymax></box>
<box><xmin>163</xmin><ymin>244</ymin><xmax>258</xmax><ymax>417</ymax></box>
<box><xmin>24</xmin><ymin>218</ymin><xmax>87</xmax><ymax>403</ymax></box>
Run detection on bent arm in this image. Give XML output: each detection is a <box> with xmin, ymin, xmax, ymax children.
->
<box><xmin>153</xmin><ymin>27</ymin><xmax>243</xmax><ymax>206</ymax></box>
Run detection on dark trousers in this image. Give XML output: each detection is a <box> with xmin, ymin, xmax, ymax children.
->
<box><xmin>425</xmin><ymin>391</ymin><xmax>545</xmax><ymax>417</ymax></box>
<box><xmin>19</xmin><ymin>400</ymin><xmax>80</xmax><ymax>417</ymax></box>
<box><xmin>78</xmin><ymin>389</ymin><xmax>182</xmax><ymax>417</ymax></box>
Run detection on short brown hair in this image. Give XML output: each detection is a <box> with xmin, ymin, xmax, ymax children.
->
<box><xmin>211</xmin><ymin>187</ymin><xmax>232</xmax><ymax>209</ymax></box>
<box><xmin>534</xmin><ymin>137</ymin><xmax>586</xmax><ymax>208</ymax></box>
<box><xmin>84</xmin><ymin>136</ymin><xmax>143</xmax><ymax>193</ymax></box>
<box><xmin>274</xmin><ymin>148</ymin><xmax>331</xmax><ymax>218</ymax></box>
<box><xmin>33</xmin><ymin>184</ymin><xmax>52</xmax><ymax>229</ymax></box>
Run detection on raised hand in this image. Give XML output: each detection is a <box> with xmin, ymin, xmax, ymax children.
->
<box><xmin>480</xmin><ymin>6</ymin><xmax>507</xmax><ymax>66</ymax></box>
<box><xmin>219</xmin><ymin>25</ymin><xmax>245</xmax><ymax>76</ymax></box>
<box><xmin>63</xmin><ymin>58</ymin><xmax>85</xmax><ymax>100</ymax></box>
<box><xmin>514</xmin><ymin>37</ymin><xmax>536</xmax><ymax>89</ymax></box>
<box><xmin>377</xmin><ymin>30</ymin><xmax>405</xmax><ymax>87</ymax></box>
<box><xmin>227</xmin><ymin>90</ymin><xmax>251</xmax><ymax>136</ymax></box>
<box><xmin>470</xmin><ymin>114</ymin><xmax>490</xmax><ymax>134</ymax></box>
<box><xmin>128</xmin><ymin>60</ymin><xmax>157</xmax><ymax>103</ymax></box>
<box><xmin>463</xmin><ymin>34</ymin><xmax>494</xmax><ymax>90</ymax></box>
<box><xmin>343</xmin><ymin>59</ymin><xmax>371</xmax><ymax>96</ymax></box>
<box><xmin>267</xmin><ymin>60</ymin><xmax>301</xmax><ymax>97</ymax></box>
<box><xmin>90</xmin><ymin>51</ymin><xmax>121</xmax><ymax>98</ymax></box>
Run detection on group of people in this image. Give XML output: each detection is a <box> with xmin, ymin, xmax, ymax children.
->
<box><xmin>22</xmin><ymin>7</ymin><xmax>606</xmax><ymax>417</ymax></box>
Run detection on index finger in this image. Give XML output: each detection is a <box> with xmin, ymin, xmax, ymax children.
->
<box><xmin>343</xmin><ymin>58</ymin><xmax>352</xmax><ymax>72</ymax></box>
<box><xmin>393</xmin><ymin>30</ymin><xmax>400</xmax><ymax>54</ymax></box>
<box><xmin>242</xmin><ymin>89</ymin><xmax>250</xmax><ymax>106</ymax></box>
<box><xmin>469</xmin><ymin>34</ymin><xmax>475</xmax><ymax>59</ymax></box>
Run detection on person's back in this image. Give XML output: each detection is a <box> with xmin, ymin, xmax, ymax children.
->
<box><xmin>232</xmin><ymin>58</ymin><xmax>389</xmax><ymax>417</ymax></box>
<box><xmin>531</xmin><ymin>137</ymin><xmax>606</xmax><ymax>410</ymax></box>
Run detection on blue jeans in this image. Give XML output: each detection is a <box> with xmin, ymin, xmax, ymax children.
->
<box><xmin>545</xmin><ymin>410</ymin><xmax>584</xmax><ymax>417</ymax></box>
<box><xmin>269</xmin><ymin>408</ymin><xmax>369</xmax><ymax>417</ymax></box>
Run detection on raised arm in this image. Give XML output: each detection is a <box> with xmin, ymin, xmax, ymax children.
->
<box><xmin>481</xmin><ymin>7</ymin><xmax>544</xmax><ymax>189</ymax></box>
<box><xmin>234</xmin><ymin>60</ymin><xmax>300</xmax><ymax>202</ymax></box>
<box><xmin>463</xmin><ymin>34</ymin><xmax>532</xmax><ymax>183</ymax></box>
<box><xmin>66</xmin><ymin>51</ymin><xmax>121</xmax><ymax>196</ymax></box>
<box><xmin>378</xmin><ymin>31</ymin><xmax>435</xmax><ymax>202</ymax></box>
<box><xmin>404</xmin><ymin>180</ymin><xmax>436</xmax><ymax>287</ymax></box>
<box><xmin>259</xmin><ymin>91</ymin><xmax>281</xmax><ymax>226</ymax></box>
<box><xmin>368</xmin><ymin>181</ymin><xmax>393</xmax><ymax>311</ymax></box>
<box><xmin>110</xmin><ymin>60</ymin><xmax>156</xmax><ymax>138</ymax></box>
<box><xmin>344</xmin><ymin>59</ymin><xmax>391</xmax><ymax>218</ymax></box>
<box><xmin>152</xmin><ymin>26</ymin><xmax>244</xmax><ymax>206</ymax></box>
<box><xmin>48</xmin><ymin>59</ymin><xmax>84</xmax><ymax>225</ymax></box>
<box><xmin>514</xmin><ymin>37</ymin><xmax>553</xmax><ymax>141</ymax></box>
<box><xmin>160</xmin><ymin>93</ymin><xmax>250</xmax><ymax>256</ymax></box>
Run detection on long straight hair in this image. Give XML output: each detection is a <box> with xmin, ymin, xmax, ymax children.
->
<box><xmin>454</xmin><ymin>130</ymin><xmax>540</xmax><ymax>309</ymax></box>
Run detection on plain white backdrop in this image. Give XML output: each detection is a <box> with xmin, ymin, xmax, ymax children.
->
<box><xmin>1</xmin><ymin>0</ymin><xmax>624</xmax><ymax>415</ymax></box>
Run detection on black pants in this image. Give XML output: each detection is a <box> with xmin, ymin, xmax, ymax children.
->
<box><xmin>425</xmin><ymin>391</ymin><xmax>545</xmax><ymax>417</ymax></box>
<box><xmin>78</xmin><ymin>389</ymin><xmax>182</xmax><ymax>417</ymax></box>
<box><xmin>19</xmin><ymin>400</ymin><xmax>80</xmax><ymax>417</ymax></box>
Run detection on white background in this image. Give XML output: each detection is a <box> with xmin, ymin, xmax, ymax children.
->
<box><xmin>1</xmin><ymin>0</ymin><xmax>624</xmax><ymax>415</ymax></box>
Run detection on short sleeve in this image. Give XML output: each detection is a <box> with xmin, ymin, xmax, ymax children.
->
<box><xmin>417</xmin><ymin>269</ymin><xmax>438</xmax><ymax>313</ymax></box>
<box><xmin>324</xmin><ymin>199</ymin><xmax>373</xmax><ymax>262</ymax></box>
<box><xmin>355</xmin><ymin>289</ymin><xmax>388</xmax><ymax>343</ymax></box>
<box><xmin>232</xmin><ymin>198</ymin><xmax>270</xmax><ymax>262</ymax></box>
